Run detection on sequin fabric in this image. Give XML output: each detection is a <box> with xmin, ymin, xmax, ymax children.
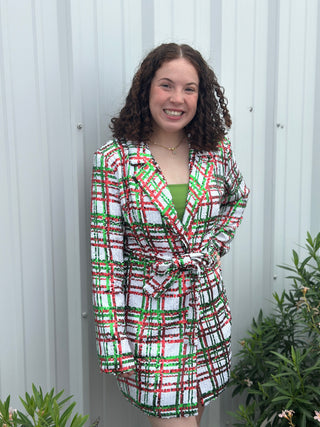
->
<box><xmin>90</xmin><ymin>139</ymin><xmax>249</xmax><ymax>418</ymax></box>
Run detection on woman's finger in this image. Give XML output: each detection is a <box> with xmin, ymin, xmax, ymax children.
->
<box><xmin>121</xmin><ymin>371</ymin><xmax>135</xmax><ymax>378</ymax></box>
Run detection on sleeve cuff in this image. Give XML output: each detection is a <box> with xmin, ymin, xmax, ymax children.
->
<box><xmin>99</xmin><ymin>353</ymin><xmax>136</xmax><ymax>374</ymax></box>
<box><xmin>97</xmin><ymin>337</ymin><xmax>135</xmax><ymax>374</ymax></box>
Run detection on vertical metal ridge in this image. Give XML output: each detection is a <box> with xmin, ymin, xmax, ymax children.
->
<box><xmin>31</xmin><ymin>0</ymin><xmax>59</xmax><ymax>391</ymax></box>
<box><xmin>311</xmin><ymin>1</ymin><xmax>320</xmax><ymax>235</ymax></box>
<box><xmin>298</xmin><ymin>0</ymin><xmax>309</xmax><ymax>244</ymax></box>
<box><xmin>248</xmin><ymin>0</ymin><xmax>256</xmax><ymax>315</ymax></box>
<box><xmin>141</xmin><ymin>0</ymin><xmax>154</xmax><ymax>52</ymax></box>
<box><xmin>120</xmin><ymin>0</ymin><xmax>127</xmax><ymax>95</ymax></box>
<box><xmin>0</xmin><ymin>0</ymin><xmax>28</xmax><ymax>399</ymax></box>
<box><xmin>210</xmin><ymin>0</ymin><xmax>222</xmax><ymax>76</ymax></box>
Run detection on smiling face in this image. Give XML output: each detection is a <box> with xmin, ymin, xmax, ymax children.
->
<box><xmin>149</xmin><ymin>58</ymin><xmax>199</xmax><ymax>138</ymax></box>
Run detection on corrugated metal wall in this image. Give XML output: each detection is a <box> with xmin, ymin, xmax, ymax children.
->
<box><xmin>0</xmin><ymin>1</ymin><xmax>319</xmax><ymax>426</ymax></box>
<box><xmin>0</xmin><ymin>0</ymin><xmax>89</xmax><ymax>414</ymax></box>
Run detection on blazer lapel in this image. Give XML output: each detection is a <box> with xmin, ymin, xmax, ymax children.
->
<box><xmin>183</xmin><ymin>149</ymin><xmax>214</xmax><ymax>236</ymax></box>
<box><xmin>128</xmin><ymin>142</ymin><xmax>189</xmax><ymax>247</ymax></box>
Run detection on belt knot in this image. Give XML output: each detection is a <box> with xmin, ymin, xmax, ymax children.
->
<box><xmin>142</xmin><ymin>250</ymin><xmax>216</xmax><ymax>298</ymax></box>
<box><xmin>155</xmin><ymin>252</ymin><xmax>213</xmax><ymax>277</ymax></box>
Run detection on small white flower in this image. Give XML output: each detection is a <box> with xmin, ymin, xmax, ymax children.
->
<box><xmin>314</xmin><ymin>410</ymin><xmax>320</xmax><ymax>422</ymax></box>
<box><xmin>278</xmin><ymin>409</ymin><xmax>294</xmax><ymax>420</ymax></box>
<box><xmin>244</xmin><ymin>378</ymin><xmax>253</xmax><ymax>387</ymax></box>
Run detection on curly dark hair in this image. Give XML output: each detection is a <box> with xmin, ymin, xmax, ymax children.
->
<box><xmin>110</xmin><ymin>43</ymin><xmax>231</xmax><ymax>151</ymax></box>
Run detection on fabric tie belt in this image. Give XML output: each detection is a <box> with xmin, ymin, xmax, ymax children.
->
<box><xmin>136</xmin><ymin>250</ymin><xmax>217</xmax><ymax>298</ymax></box>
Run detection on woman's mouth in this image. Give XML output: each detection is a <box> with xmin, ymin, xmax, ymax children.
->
<box><xmin>163</xmin><ymin>109</ymin><xmax>184</xmax><ymax>117</ymax></box>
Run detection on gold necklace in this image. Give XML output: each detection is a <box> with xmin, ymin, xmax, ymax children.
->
<box><xmin>151</xmin><ymin>137</ymin><xmax>184</xmax><ymax>155</ymax></box>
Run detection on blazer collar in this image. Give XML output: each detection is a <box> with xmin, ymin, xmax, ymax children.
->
<box><xmin>126</xmin><ymin>141</ymin><xmax>214</xmax><ymax>246</ymax></box>
<box><xmin>183</xmin><ymin>149</ymin><xmax>215</xmax><ymax>236</ymax></box>
<box><xmin>127</xmin><ymin>141</ymin><xmax>152</xmax><ymax>165</ymax></box>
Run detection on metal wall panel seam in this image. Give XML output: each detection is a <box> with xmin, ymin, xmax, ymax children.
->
<box><xmin>97</xmin><ymin>0</ymin><xmax>106</xmax><ymax>148</ymax></box>
<box><xmin>78</xmin><ymin>0</ymin><xmax>103</xmax><ymax>418</ymax></box>
<box><xmin>120</xmin><ymin>0</ymin><xmax>127</xmax><ymax>96</ymax></box>
<box><xmin>194</xmin><ymin>0</ymin><xmax>211</xmax><ymax>60</ymax></box>
<box><xmin>172</xmin><ymin>0</ymin><xmax>195</xmax><ymax>44</ymax></box>
<box><xmin>298</xmin><ymin>0</ymin><xmax>317</xmax><ymax>242</ymax></box>
<box><xmin>60</xmin><ymin>0</ymin><xmax>87</xmax><ymax>414</ymax></box>
<box><xmin>209</xmin><ymin>0</ymin><xmax>222</xmax><ymax>78</ymax></box>
<box><xmin>273</xmin><ymin>0</ymin><xmax>292</xmax><ymax>291</ymax></box>
<box><xmin>263</xmin><ymin>0</ymin><xmax>280</xmax><ymax>297</ymax></box>
<box><xmin>226</xmin><ymin>0</ymin><xmax>253</xmax><ymax>337</ymax></box>
<box><xmin>141</xmin><ymin>0</ymin><xmax>154</xmax><ymax>53</ymax></box>
<box><xmin>249</xmin><ymin>0</ymin><xmax>268</xmax><ymax>312</ymax></box>
<box><xmin>31</xmin><ymin>0</ymin><xmax>57</xmax><ymax>390</ymax></box>
<box><xmin>170</xmin><ymin>0</ymin><xmax>174</xmax><ymax>37</ymax></box>
<box><xmin>284</xmin><ymin>0</ymin><xmax>311</xmax><ymax>272</ymax></box>
<box><xmin>234</xmin><ymin>0</ymin><xmax>255</xmax><ymax>324</ymax></box>
<box><xmin>90</xmin><ymin>0</ymin><xmax>102</xmax><ymax>143</ymax></box>
<box><xmin>311</xmin><ymin>0</ymin><xmax>320</xmax><ymax>235</ymax></box>
<box><xmin>220</xmin><ymin>0</ymin><xmax>237</xmax><ymax>312</ymax></box>
<box><xmin>154</xmin><ymin>0</ymin><xmax>173</xmax><ymax>45</ymax></box>
<box><xmin>122</xmin><ymin>0</ymin><xmax>143</xmax><ymax>93</ymax></box>
<box><xmin>98</xmin><ymin>0</ymin><xmax>125</xmax><ymax>128</ymax></box>
<box><xmin>220</xmin><ymin>2</ymin><xmax>251</xmax><ymax>425</ymax></box>
<box><xmin>251</xmin><ymin>0</ymin><xmax>270</xmax><ymax>311</ymax></box>
<box><xmin>97</xmin><ymin>0</ymin><xmax>109</xmax><ymax>147</ymax></box>
<box><xmin>285</xmin><ymin>0</ymin><xmax>307</xmax><ymax>254</ymax></box>
<box><xmin>0</xmin><ymin>0</ymin><xmax>28</xmax><ymax>401</ymax></box>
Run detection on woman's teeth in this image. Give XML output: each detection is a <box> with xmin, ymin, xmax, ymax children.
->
<box><xmin>164</xmin><ymin>110</ymin><xmax>183</xmax><ymax>116</ymax></box>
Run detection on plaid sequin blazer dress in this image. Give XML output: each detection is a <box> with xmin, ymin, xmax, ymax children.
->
<box><xmin>90</xmin><ymin>138</ymin><xmax>249</xmax><ymax>418</ymax></box>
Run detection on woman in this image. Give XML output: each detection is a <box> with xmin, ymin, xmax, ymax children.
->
<box><xmin>90</xmin><ymin>43</ymin><xmax>249</xmax><ymax>426</ymax></box>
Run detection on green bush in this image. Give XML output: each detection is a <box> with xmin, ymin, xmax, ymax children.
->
<box><xmin>228</xmin><ymin>232</ymin><xmax>320</xmax><ymax>426</ymax></box>
<box><xmin>0</xmin><ymin>384</ymin><xmax>98</xmax><ymax>427</ymax></box>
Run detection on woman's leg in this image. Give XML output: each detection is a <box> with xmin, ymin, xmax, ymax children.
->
<box><xmin>149</xmin><ymin>389</ymin><xmax>205</xmax><ymax>427</ymax></box>
<box><xmin>148</xmin><ymin>416</ymin><xmax>198</xmax><ymax>427</ymax></box>
<box><xmin>196</xmin><ymin>401</ymin><xmax>205</xmax><ymax>427</ymax></box>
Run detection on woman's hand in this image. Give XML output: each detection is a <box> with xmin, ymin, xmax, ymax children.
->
<box><xmin>217</xmin><ymin>253</ymin><xmax>221</xmax><ymax>267</ymax></box>
<box><xmin>120</xmin><ymin>370</ymin><xmax>135</xmax><ymax>378</ymax></box>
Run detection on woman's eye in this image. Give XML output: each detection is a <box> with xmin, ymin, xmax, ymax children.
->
<box><xmin>186</xmin><ymin>87</ymin><xmax>196</xmax><ymax>93</ymax></box>
<box><xmin>161</xmin><ymin>84</ymin><xmax>170</xmax><ymax>89</ymax></box>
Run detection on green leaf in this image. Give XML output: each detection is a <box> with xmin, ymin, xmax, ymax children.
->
<box><xmin>271</xmin><ymin>395</ymin><xmax>289</xmax><ymax>403</ymax></box>
<box><xmin>54</xmin><ymin>389</ymin><xmax>65</xmax><ymax>403</ymax></box>
<box><xmin>300</xmin><ymin>414</ymin><xmax>307</xmax><ymax>427</ymax></box>
<box><xmin>291</xmin><ymin>346</ymin><xmax>297</xmax><ymax>364</ymax></box>
<box><xmin>16</xmin><ymin>410</ymin><xmax>33</xmax><ymax>426</ymax></box>
<box><xmin>58</xmin><ymin>395</ymin><xmax>73</xmax><ymax>409</ymax></box>
<box><xmin>59</xmin><ymin>401</ymin><xmax>76</xmax><ymax>426</ymax></box>
<box><xmin>299</xmin><ymin>255</ymin><xmax>312</xmax><ymax>271</ymax></box>
<box><xmin>270</xmin><ymin>351</ymin><xmax>294</xmax><ymax>366</ymax></box>
<box><xmin>70</xmin><ymin>413</ymin><xmax>89</xmax><ymax>427</ymax></box>
<box><xmin>304</xmin><ymin>385</ymin><xmax>320</xmax><ymax>396</ymax></box>
<box><xmin>52</xmin><ymin>398</ymin><xmax>60</xmax><ymax>421</ymax></box>
<box><xmin>0</xmin><ymin>396</ymin><xmax>10</xmax><ymax>419</ymax></box>
<box><xmin>19</xmin><ymin>395</ymin><xmax>35</xmax><ymax>418</ymax></box>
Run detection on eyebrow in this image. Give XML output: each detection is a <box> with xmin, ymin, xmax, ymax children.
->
<box><xmin>158</xmin><ymin>77</ymin><xmax>198</xmax><ymax>86</ymax></box>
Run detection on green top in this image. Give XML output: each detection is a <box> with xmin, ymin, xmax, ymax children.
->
<box><xmin>168</xmin><ymin>184</ymin><xmax>189</xmax><ymax>221</ymax></box>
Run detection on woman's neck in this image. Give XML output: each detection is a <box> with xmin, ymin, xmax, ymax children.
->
<box><xmin>150</xmin><ymin>129</ymin><xmax>185</xmax><ymax>148</ymax></box>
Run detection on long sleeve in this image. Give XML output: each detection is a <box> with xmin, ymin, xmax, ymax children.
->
<box><xmin>211</xmin><ymin>139</ymin><xmax>250</xmax><ymax>257</ymax></box>
<box><xmin>90</xmin><ymin>149</ymin><xmax>135</xmax><ymax>374</ymax></box>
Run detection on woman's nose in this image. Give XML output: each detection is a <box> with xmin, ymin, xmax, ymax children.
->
<box><xmin>170</xmin><ymin>89</ymin><xmax>184</xmax><ymax>103</ymax></box>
